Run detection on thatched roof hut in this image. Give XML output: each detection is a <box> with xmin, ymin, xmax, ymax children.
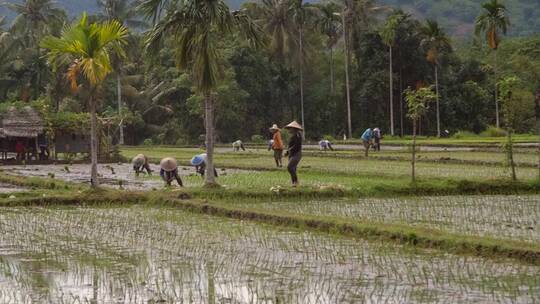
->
<box><xmin>0</xmin><ymin>106</ymin><xmax>44</xmax><ymax>138</ymax></box>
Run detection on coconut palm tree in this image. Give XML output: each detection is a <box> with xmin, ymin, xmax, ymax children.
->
<box><xmin>98</xmin><ymin>0</ymin><xmax>145</xmax><ymax>145</ymax></box>
<box><xmin>316</xmin><ymin>2</ymin><xmax>341</xmax><ymax>95</ymax></box>
<box><xmin>41</xmin><ymin>13</ymin><xmax>128</xmax><ymax>188</ymax></box>
<box><xmin>3</xmin><ymin>0</ymin><xmax>65</xmax><ymax>98</ymax></box>
<box><xmin>475</xmin><ymin>0</ymin><xmax>510</xmax><ymax>129</ymax></box>
<box><xmin>380</xmin><ymin>11</ymin><xmax>405</xmax><ymax>136</ymax></box>
<box><xmin>420</xmin><ymin>19</ymin><xmax>451</xmax><ymax>137</ymax></box>
<box><xmin>145</xmin><ymin>0</ymin><xmax>261</xmax><ymax>186</ymax></box>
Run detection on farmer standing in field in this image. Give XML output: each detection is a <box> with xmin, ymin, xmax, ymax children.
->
<box><xmin>159</xmin><ymin>157</ymin><xmax>183</xmax><ymax>187</ymax></box>
<box><xmin>361</xmin><ymin>128</ymin><xmax>374</xmax><ymax>157</ymax></box>
<box><xmin>270</xmin><ymin>124</ymin><xmax>284</xmax><ymax>167</ymax></box>
<box><xmin>232</xmin><ymin>140</ymin><xmax>246</xmax><ymax>151</ymax></box>
<box><xmin>191</xmin><ymin>153</ymin><xmax>218</xmax><ymax>178</ymax></box>
<box><xmin>284</xmin><ymin>121</ymin><xmax>303</xmax><ymax>187</ymax></box>
<box><xmin>132</xmin><ymin>154</ymin><xmax>152</xmax><ymax>176</ymax></box>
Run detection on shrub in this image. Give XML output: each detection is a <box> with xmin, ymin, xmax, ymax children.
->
<box><xmin>480</xmin><ymin>126</ymin><xmax>507</xmax><ymax>137</ymax></box>
<box><xmin>143</xmin><ymin>138</ymin><xmax>153</xmax><ymax>146</ymax></box>
<box><xmin>452</xmin><ymin>130</ymin><xmax>477</xmax><ymax>139</ymax></box>
<box><xmin>322</xmin><ymin>134</ymin><xmax>336</xmax><ymax>141</ymax></box>
<box><xmin>251</xmin><ymin>135</ymin><xmax>264</xmax><ymax>143</ymax></box>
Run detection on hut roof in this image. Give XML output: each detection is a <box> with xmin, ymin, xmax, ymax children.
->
<box><xmin>0</xmin><ymin>106</ymin><xmax>44</xmax><ymax>138</ymax></box>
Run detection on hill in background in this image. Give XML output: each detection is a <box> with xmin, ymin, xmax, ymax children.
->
<box><xmin>1</xmin><ymin>0</ymin><xmax>538</xmax><ymax>37</ymax></box>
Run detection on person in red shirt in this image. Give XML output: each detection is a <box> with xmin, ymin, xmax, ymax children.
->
<box><xmin>15</xmin><ymin>140</ymin><xmax>25</xmax><ymax>161</ymax></box>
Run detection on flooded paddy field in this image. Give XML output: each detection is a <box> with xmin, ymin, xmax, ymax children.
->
<box><xmin>231</xmin><ymin>195</ymin><xmax>540</xmax><ymax>243</ymax></box>
<box><xmin>0</xmin><ymin>206</ymin><xmax>539</xmax><ymax>303</ymax></box>
<box><xmin>0</xmin><ymin>164</ymin><xmax>245</xmax><ymax>191</ymax></box>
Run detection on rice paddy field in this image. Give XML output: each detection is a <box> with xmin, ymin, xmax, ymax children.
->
<box><xmin>0</xmin><ymin>143</ymin><xmax>539</xmax><ymax>303</ymax></box>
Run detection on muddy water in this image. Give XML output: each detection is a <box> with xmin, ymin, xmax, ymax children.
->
<box><xmin>1</xmin><ymin>164</ymin><xmax>244</xmax><ymax>190</ymax></box>
<box><xmin>0</xmin><ymin>206</ymin><xmax>538</xmax><ymax>303</ymax></box>
<box><xmin>0</xmin><ymin>183</ymin><xmax>26</xmax><ymax>194</ymax></box>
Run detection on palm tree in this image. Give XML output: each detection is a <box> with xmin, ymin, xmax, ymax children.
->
<box><xmin>420</xmin><ymin>19</ymin><xmax>451</xmax><ymax>137</ymax></box>
<box><xmin>98</xmin><ymin>0</ymin><xmax>145</xmax><ymax>145</ymax></box>
<box><xmin>316</xmin><ymin>3</ymin><xmax>341</xmax><ymax>95</ymax></box>
<box><xmin>41</xmin><ymin>13</ymin><xmax>128</xmax><ymax>188</ymax></box>
<box><xmin>380</xmin><ymin>11</ymin><xmax>405</xmax><ymax>136</ymax></box>
<box><xmin>3</xmin><ymin>0</ymin><xmax>65</xmax><ymax>98</ymax></box>
<box><xmin>145</xmin><ymin>0</ymin><xmax>261</xmax><ymax>186</ymax></box>
<box><xmin>475</xmin><ymin>0</ymin><xmax>510</xmax><ymax>129</ymax></box>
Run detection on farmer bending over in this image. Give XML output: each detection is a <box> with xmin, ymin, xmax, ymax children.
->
<box><xmin>191</xmin><ymin>153</ymin><xmax>218</xmax><ymax>178</ymax></box>
<box><xmin>232</xmin><ymin>140</ymin><xmax>246</xmax><ymax>151</ymax></box>
<box><xmin>160</xmin><ymin>157</ymin><xmax>183</xmax><ymax>187</ymax></box>
<box><xmin>361</xmin><ymin>128</ymin><xmax>373</xmax><ymax>157</ymax></box>
<box><xmin>372</xmin><ymin>128</ymin><xmax>381</xmax><ymax>152</ymax></box>
<box><xmin>319</xmin><ymin>139</ymin><xmax>334</xmax><ymax>151</ymax></box>
<box><xmin>132</xmin><ymin>154</ymin><xmax>152</xmax><ymax>176</ymax></box>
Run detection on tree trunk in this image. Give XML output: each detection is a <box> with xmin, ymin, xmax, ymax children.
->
<box><xmin>204</xmin><ymin>94</ymin><xmax>217</xmax><ymax>186</ymax></box>
<box><xmin>389</xmin><ymin>45</ymin><xmax>394</xmax><ymax>136</ymax></box>
<box><xmin>507</xmin><ymin>129</ymin><xmax>516</xmax><ymax>181</ymax></box>
<box><xmin>299</xmin><ymin>29</ymin><xmax>305</xmax><ymax>139</ymax></box>
<box><xmin>117</xmin><ymin>74</ymin><xmax>124</xmax><ymax>145</ymax></box>
<box><xmin>494</xmin><ymin>50</ymin><xmax>500</xmax><ymax>129</ymax></box>
<box><xmin>399</xmin><ymin>67</ymin><xmax>404</xmax><ymax>137</ymax></box>
<box><xmin>90</xmin><ymin>94</ymin><xmax>99</xmax><ymax>188</ymax></box>
<box><xmin>435</xmin><ymin>64</ymin><xmax>441</xmax><ymax>137</ymax></box>
<box><xmin>330</xmin><ymin>46</ymin><xmax>335</xmax><ymax>95</ymax></box>
<box><xmin>342</xmin><ymin>13</ymin><xmax>352</xmax><ymax>140</ymax></box>
<box><xmin>412</xmin><ymin>120</ymin><xmax>417</xmax><ymax>186</ymax></box>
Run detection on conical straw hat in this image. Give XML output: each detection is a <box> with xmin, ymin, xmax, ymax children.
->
<box><xmin>285</xmin><ymin>121</ymin><xmax>303</xmax><ymax>130</ymax></box>
<box><xmin>269</xmin><ymin>124</ymin><xmax>280</xmax><ymax>131</ymax></box>
<box><xmin>160</xmin><ymin>157</ymin><xmax>178</xmax><ymax>171</ymax></box>
<box><xmin>132</xmin><ymin>154</ymin><xmax>146</xmax><ymax>166</ymax></box>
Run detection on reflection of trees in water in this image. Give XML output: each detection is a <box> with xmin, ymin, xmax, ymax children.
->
<box><xmin>0</xmin><ymin>207</ymin><xmax>538</xmax><ymax>303</ymax></box>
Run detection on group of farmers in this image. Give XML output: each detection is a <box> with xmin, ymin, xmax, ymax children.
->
<box><xmin>132</xmin><ymin>121</ymin><xmax>305</xmax><ymax>187</ymax></box>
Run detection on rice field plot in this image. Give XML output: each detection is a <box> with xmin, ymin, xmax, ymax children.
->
<box><xmin>122</xmin><ymin>146</ymin><xmax>540</xmax><ymax>181</ymax></box>
<box><xmin>231</xmin><ymin>195</ymin><xmax>540</xmax><ymax>243</ymax></box>
<box><xmin>1</xmin><ymin>206</ymin><xmax>539</xmax><ymax>303</ymax></box>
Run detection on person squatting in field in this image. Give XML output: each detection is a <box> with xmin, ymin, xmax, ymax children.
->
<box><xmin>191</xmin><ymin>153</ymin><xmax>218</xmax><ymax>178</ymax></box>
<box><xmin>319</xmin><ymin>139</ymin><xmax>334</xmax><ymax>151</ymax></box>
<box><xmin>132</xmin><ymin>154</ymin><xmax>152</xmax><ymax>176</ymax></box>
<box><xmin>159</xmin><ymin>157</ymin><xmax>183</xmax><ymax>186</ymax></box>
<box><xmin>269</xmin><ymin>124</ymin><xmax>284</xmax><ymax>167</ymax></box>
<box><xmin>372</xmin><ymin>128</ymin><xmax>381</xmax><ymax>151</ymax></box>
<box><xmin>284</xmin><ymin>121</ymin><xmax>303</xmax><ymax>187</ymax></box>
<box><xmin>232</xmin><ymin>140</ymin><xmax>246</xmax><ymax>151</ymax></box>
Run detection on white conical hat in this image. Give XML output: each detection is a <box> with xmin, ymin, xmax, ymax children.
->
<box><xmin>285</xmin><ymin>121</ymin><xmax>303</xmax><ymax>130</ymax></box>
<box><xmin>269</xmin><ymin>124</ymin><xmax>280</xmax><ymax>131</ymax></box>
<box><xmin>160</xmin><ymin>157</ymin><xmax>178</xmax><ymax>171</ymax></box>
<box><xmin>132</xmin><ymin>154</ymin><xmax>145</xmax><ymax>165</ymax></box>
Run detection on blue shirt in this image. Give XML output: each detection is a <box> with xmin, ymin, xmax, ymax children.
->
<box><xmin>361</xmin><ymin>129</ymin><xmax>373</xmax><ymax>141</ymax></box>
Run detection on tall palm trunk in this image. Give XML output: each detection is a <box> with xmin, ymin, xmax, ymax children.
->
<box><xmin>342</xmin><ymin>12</ymin><xmax>352</xmax><ymax>139</ymax></box>
<box><xmin>204</xmin><ymin>94</ymin><xmax>217</xmax><ymax>186</ymax></box>
<box><xmin>399</xmin><ymin>67</ymin><xmax>404</xmax><ymax>137</ymax></box>
<box><xmin>389</xmin><ymin>45</ymin><xmax>394</xmax><ymax>136</ymax></box>
<box><xmin>89</xmin><ymin>94</ymin><xmax>99</xmax><ymax>188</ymax></box>
<box><xmin>507</xmin><ymin>129</ymin><xmax>516</xmax><ymax>181</ymax></box>
<box><xmin>330</xmin><ymin>46</ymin><xmax>334</xmax><ymax>95</ymax></box>
<box><xmin>299</xmin><ymin>29</ymin><xmax>305</xmax><ymax>138</ymax></box>
<box><xmin>494</xmin><ymin>50</ymin><xmax>500</xmax><ymax>128</ymax></box>
<box><xmin>117</xmin><ymin>74</ymin><xmax>124</xmax><ymax>145</ymax></box>
<box><xmin>435</xmin><ymin>64</ymin><xmax>441</xmax><ymax>137</ymax></box>
<box><xmin>411</xmin><ymin>119</ymin><xmax>417</xmax><ymax>186</ymax></box>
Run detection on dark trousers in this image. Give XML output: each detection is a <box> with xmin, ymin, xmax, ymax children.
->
<box><xmin>197</xmin><ymin>165</ymin><xmax>218</xmax><ymax>178</ymax></box>
<box><xmin>373</xmin><ymin>138</ymin><xmax>381</xmax><ymax>151</ymax></box>
<box><xmin>161</xmin><ymin>169</ymin><xmax>183</xmax><ymax>186</ymax></box>
<box><xmin>273</xmin><ymin>149</ymin><xmax>283</xmax><ymax>167</ymax></box>
<box><xmin>287</xmin><ymin>153</ymin><xmax>302</xmax><ymax>184</ymax></box>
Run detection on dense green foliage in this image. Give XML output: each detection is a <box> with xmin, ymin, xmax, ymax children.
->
<box><xmin>0</xmin><ymin>0</ymin><xmax>538</xmax><ymax>145</ymax></box>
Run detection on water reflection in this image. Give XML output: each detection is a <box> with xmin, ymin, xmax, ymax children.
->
<box><xmin>0</xmin><ymin>207</ymin><xmax>538</xmax><ymax>303</ymax></box>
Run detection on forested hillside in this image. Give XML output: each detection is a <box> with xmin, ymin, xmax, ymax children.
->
<box><xmin>1</xmin><ymin>0</ymin><xmax>539</xmax><ymax>36</ymax></box>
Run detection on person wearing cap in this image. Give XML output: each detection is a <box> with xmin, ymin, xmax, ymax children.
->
<box><xmin>191</xmin><ymin>153</ymin><xmax>218</xmax><ymax>178</ymax></box>
<box><xmin>159</xmin><ymin>157</ymin><xmax>183</xmax><ymax>186</ymax></box>
<box><xmin>319</xmin><ymin>139</ymin><xmax>334</xmax><ymax>151</ymax></box>
<box><xmin>361</xmin><ymin>128</ymin><xmax>374</xmax><ymax>157</ymax></box>
<box><xmin>232</xmin><ymin>140</ymin><xmax>246</xmax><ymax>152</ymax></box>
<box><xmin>284</xmin><ymin>121</ymin><xmax>303</xmax><ymax>186</ymax></box>
<box><xmin>132</xmin><ymin>154</ymin><xmax>152</xmax><ymax>176</ymax></box>
<box><xmin>269</xmin><ymin>124</ymin><xmax>285</xmax><ymax>167</ymax></box>
<box><xmin>372</xmin><ymin>128</ymin><xmax>382</xmax><ymax>151</ymax></box>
